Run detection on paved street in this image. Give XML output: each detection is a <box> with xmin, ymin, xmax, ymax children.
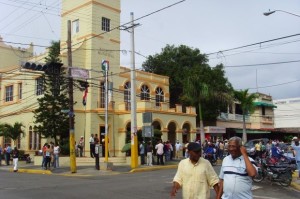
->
<box><xmin>0</xmin><ymin>165</ymin><xmax>299</xmax><ymax>199</ymax></box>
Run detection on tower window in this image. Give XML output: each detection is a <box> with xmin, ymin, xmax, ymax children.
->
<box><xmin>102</xmin><ymin>17</ymin><xmax>110</xmax><ymax>32</ymax></box>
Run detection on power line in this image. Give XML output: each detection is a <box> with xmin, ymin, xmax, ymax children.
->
<box><xmin>206</xmin><ymin>33</ymin><xmax>300</xmax><ymax>56</ymax></box>
<box><xmin>246</xmin><ymin>79</ymin><xmax>300</xmax><ymax>90</ymax></box>
<box><xmin>224</xmin><ymin>60</ymin><xmax>300</xmax><ymax>68</ymax></box>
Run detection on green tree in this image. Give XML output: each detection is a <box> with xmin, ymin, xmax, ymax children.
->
<box><xmin>0</xmin><ymin>122</ymin><xmax>25</xmax><ymax>145</ymax></box>
<box><xmin>182</xmin><ymin>75</ymin><xmax>232</xmax><ymax>144</ymax></box>
<box><xmin>234</xmin><ymin>89</ymin><xmax>257</xmax><ymax>143</ymax></box>
<box><xmin>142</xmin><ymin>44</ymin><xmax>233</xmax><ymax>122</ymax></box>
<box><xmin>33</xmin><ymin>41</ymin><xmax>69</xmax><ymax>145</ymax></box>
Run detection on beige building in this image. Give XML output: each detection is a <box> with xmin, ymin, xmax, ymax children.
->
<box><xmin>216</xmin><ymin>92</ymin><xmax>276</xmax><ymax>140</ymax></box>
<box><xmin>0</xmin><ymin>0</ymin><xmax>196</xmax><ymax>159</ymax></box>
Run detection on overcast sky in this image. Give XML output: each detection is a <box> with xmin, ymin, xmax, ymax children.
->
<box><xmin>1</xmin><ymin>0</ymin><xmax>299</xmax><ymax>100</ymax></box>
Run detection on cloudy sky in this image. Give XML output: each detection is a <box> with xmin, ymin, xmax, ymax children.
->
<box><xmin>1</xmin><ymin>0</ymin><xmax>299</xmax><ymax>100</ymax></box>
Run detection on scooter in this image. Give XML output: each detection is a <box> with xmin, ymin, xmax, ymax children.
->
<box><xmin>253</xmin><ymin>158</ymin><xmax>293</xmax><ymax>186</ymax></box>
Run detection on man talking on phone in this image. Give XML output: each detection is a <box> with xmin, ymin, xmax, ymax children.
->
<box><xmin>217</xmin><ymin>136</ymin><xmax>257</xmax><ymax>199</ymax></box>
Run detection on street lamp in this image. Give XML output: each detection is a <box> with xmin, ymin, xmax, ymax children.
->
<box><xmin>263</xmin><ymin>10</ymin><xmax>300</xmax><ymax>18</ymax></box>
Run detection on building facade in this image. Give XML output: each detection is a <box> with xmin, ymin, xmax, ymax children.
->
<box><xmin>0</xmin><ymin>0</ymin><xmax>196</xmax><ymax>158</ymax></box>
<box><xmin>216</xmin><ymin>92</ymin><xmax>276</xmax><ymax>140</ymax></box>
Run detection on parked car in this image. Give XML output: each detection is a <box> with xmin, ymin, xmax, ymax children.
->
<box><xmin>244</xmin><ymin>138</ymin><xmax>269</xmax><ymax>157</ymax></box>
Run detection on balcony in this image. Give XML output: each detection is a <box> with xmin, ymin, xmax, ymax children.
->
<box><xmin>218</xmin><ymin>112</ymin><xmax>250</xmax><ymax>122</ymax></box>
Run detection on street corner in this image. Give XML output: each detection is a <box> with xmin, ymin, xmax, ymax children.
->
<box><xmin>9</xmin><ymin>168</ymin><xmax>52</xmax><ymax>175</ymax></box>
<box><xmin>130</xmin><ymin>164</ymin><xmax>178</xmax><ymax>173</ymax></box>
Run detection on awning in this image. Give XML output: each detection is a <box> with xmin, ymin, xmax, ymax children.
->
<box><xmin>253</xmin><ymin>101</ymin><xmax>277</xmax><ymax>108</ymax></box>
<box><xmin>235</xmin><ymin>129</ymin><xmax>271</xmax><ymax>134</ymax></box>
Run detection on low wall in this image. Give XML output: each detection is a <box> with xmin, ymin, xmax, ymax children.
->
<box><xmin>34</xmin><ymin>156</ymin><xmax>71</xmax><ymax>167</ymax></box>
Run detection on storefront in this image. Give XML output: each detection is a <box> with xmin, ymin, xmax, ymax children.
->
<box><xmin>204</xmin><ymin>126</ymin><xmax>226</xmax><ymax>141</ymax></box>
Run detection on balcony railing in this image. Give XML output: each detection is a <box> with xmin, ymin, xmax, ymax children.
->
<box><xmin>218</xmin><ymin>112</ymin><xmax>250</xmax><ymax>122</ymax></box>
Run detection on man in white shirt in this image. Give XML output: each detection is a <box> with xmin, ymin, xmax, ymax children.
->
<box><xmin>175</xmin><ymin>140</ymin><xmax>182</xmax><ymax>159</ymax></box>
<box><xmin>53</xmin><ymin>143</ymin><xmax>60</xmax><ymax>168</ymax></box>
<box><xmin>89</xmin><ymin>134</ymin><xmax>95</xmax><ymax>158</ymax></box>
<box><xmin>155</xmin><ymin>140</ymin><xmax>164</xmax><ymax>165</ymax></box>
<box><xmin>217</xmin><ymin>136</ymin><xmax>257</xmax><ymax>199</ymax></box>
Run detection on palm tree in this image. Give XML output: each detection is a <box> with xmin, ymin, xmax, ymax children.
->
<box><xmin>0</xmin><ymin>122</ymin><xmax>25</xmax><ymax>145</ymax></box>
<box><xmin>183</xmin><ymin>75</ymin><xmax>232</xmax><ymax>145</ymax></box>
<box><xmin>234</xmin><ymin>89</ymin><xmax>257</xmax><ymax>144</ymax></box>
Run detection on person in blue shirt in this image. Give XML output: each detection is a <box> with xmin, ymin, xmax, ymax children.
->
<box><xmin>5</xmin><ymin>145</ymin><xmax>12</xmax><ymax>165</ymax></box>
<box><xmin>271</xmin><ymin>143</ymin><xmax>282</xmax><ymax>159</ymax></box>
<box><xmin>204</xmin><ymin>142</ymin><xmax>216</xmax><ymax>161</ymax></box>
<box><xmin>291</xmin><ymin>138</ymin><xmax>300</xmax><ymax>179</ymax></box>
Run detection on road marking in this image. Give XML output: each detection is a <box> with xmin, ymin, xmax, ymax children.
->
<box><xmin>253</xmin><ymin>195</ymin><xmax>281</xmax><ymax>199</ymax></box>
<box><xmin>252</xmin><ymin>185</ymin><xmax>262</xmax><ymax>190</ymax></box>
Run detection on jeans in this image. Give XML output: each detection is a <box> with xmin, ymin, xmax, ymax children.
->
<box><xmin>54</xmin><ymin>154</ymin><xmax>59</xmax><ymax>168</ymax></box>
<box><xmin>297</xmin><ymin>161</ymin><xmax>300</xmax><ymax>177</ymax></box>
<box><xmin>157</xmin><ymin>154</ymin><xmax>164</xmax><ymax>165</ymax></box>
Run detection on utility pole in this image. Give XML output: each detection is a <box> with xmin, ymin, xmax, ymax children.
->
<box><xmin>130</xmin><ymin>12</ymin><xmax>138</xmax><ymax>169</ymax></box>
<box><xmin>104</xmin><ymin>61</ymin><xmax>109</xmax><ymax>163</ymax></box>
<box><xmin>67</xmin><ymin>20</ymin><xmax>76</xmax><ymax>173</ymax></box>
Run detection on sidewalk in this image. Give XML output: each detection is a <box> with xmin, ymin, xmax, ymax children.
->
<box><xmin>0</xmin><ymin>160</ymin><xmax>180</xmax><ymax>176</ymax></box>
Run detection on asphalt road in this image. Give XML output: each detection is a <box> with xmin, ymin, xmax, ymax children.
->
<box><xmin>0</xmin><ymin>166</ymin><xmax>299</xmax><ymax>199</ymax></box>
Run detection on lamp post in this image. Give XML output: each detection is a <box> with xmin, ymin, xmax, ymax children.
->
<box><xmin>263</xmin><ymin>10</ymin><xmax>300</xmax><ymax>18</ymax></box>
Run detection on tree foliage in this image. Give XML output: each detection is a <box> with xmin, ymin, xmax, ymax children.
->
<box><xmin>142</xmin><ymin>44</ymin><xmax>233</xmax><ymax>121</ymax></box>
<box><xmin>0</xmin><ymin>122</ymin><xmax>25</xmax><ymax>144</ymax></box>
<box><xmin>33</xmin><ymin>41</ymin><xmax>69</xmax><ymax>145</ymax></box>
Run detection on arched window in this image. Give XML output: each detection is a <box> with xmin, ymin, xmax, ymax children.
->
<box><xmin>99</xmin><ymin>81</ymin><xmax>105</xmax><ymax>108</ymax></box>
<box><xmin>29</xmin><ymin>126</ymin><xmax>33</xmax><ymax>150</ymax></box>
<box><xmin>124</xmin><ymin>82</ymin><xmax>131</xmax><ymax>110</ymax></box>
<box><xmin>155</xmin><ymin>87</ymin><xmax>164</xmax><ymax>106</ymax></box>
<box><xmin>140</xmin><ymin>85</ymin><xmax>150</xmax><ymax>100</ymax></box>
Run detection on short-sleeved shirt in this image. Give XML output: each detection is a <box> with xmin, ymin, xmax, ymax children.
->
<box><xmin>173</xmin><ymin>157</ymin><xmax>219</xmax><ymax>199</ymax></box>
<box><xmin>219</xmin><ymin>155</ymin><xmax>257</xmax><ymax>199</ymax></box>
<box><xmin>292</xmin><ymin>144</ymin><xmax>300</xmax><ymax>161</ymax></box>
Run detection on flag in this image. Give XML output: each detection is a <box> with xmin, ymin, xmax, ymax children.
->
<box><xmin>82</xmin><ymin>87</ymin><xmax>88</xmax><ymax>106</ymax></box>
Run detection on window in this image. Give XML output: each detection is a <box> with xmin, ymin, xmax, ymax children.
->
<box><xmin>102</xmin><ymin>17</ymin><xmax>110</xmax><ymax>32</ymax></box>
<box><xmin>18</xmin><ymin>83</ymin><xmax>22</xmax><ymax>100</ymax></box>
<box><xmin>4</xmin><ymin>136</ymin><xmax>11</xmax><ymax>147</ymax></box>
<box><xmin>36</xmin><ymin>77</ymin><xmax>44</xmax><ymax>95</ymax></box>
<box><xmin>140</xmin><ymin>85</ymin><xmax>150</xmax><ymax>101</ymax></box>
<box><xmin>29</xmin><ymin>126</ymin><xmax>41</xmax><ymax>150</ymax></box>
<box><xmin>29</xmin><ymin>126</ymin><xmax>33</xmax><ymax>150</ymax></box>
<box><xmin>5</xmin><ymin>85</ymin><xmax>13</xmax><ymax>102</ymax></box>
<box><xmin>262</xmin><ymin>106</ymin><xmax>266</xmax><ymax>116</ymax></box>
<box><xmin>99</xmin><ymin>81</ymin><xmax>105</xmax><ymax>108</ymax></box>
<box><xmin>155</xmin><ymin>87</ymin><xmax>164</xmax><ymax>106</ymax></box>
<box><xmin>72</xmin><ymin>19</ymin><xmax>79</xmax><ymax>34</ymax></box>
<box><xmin>124</xmin><ymin>82</ymin><xmax>131</xmax><ymax>110</ymax></box>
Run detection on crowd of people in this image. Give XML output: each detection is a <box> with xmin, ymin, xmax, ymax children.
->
<box><xmin>40</xmin><ymin>142</ymin><xmax>60</xmax><ymax>170</ymax></box>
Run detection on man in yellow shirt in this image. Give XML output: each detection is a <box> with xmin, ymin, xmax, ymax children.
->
<box><xmin>170</xmin><ymin>142</ymin><xmax>219</xmax><ymax>199</ymax></box>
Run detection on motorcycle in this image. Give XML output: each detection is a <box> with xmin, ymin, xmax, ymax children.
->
<box><xmin>253</xmin><ymin>157</ymin><xmax>293</xmax><ymax>186</ymax></box>
<box><xmin>204</xmin><ymin>153</ymin><xmax>217</xmax><ymax>166</ymax></box>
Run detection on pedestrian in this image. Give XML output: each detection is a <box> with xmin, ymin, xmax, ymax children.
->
<box><xmin>155</xmin><ymin>139</ymin><xmax>164</xmax><ymax>165</ymax></box>
<box><xmin>170</xmin><ymin>142</ymin><xmax>219</xmax><ymax>199</ymax></box>
<box><xmin>78</xmin><ymin>136</ymin><xmax>84</xmax><ymax>157</ymax></box>
<box><xmin>53</xmin><ymin>143</ymin><xmax>60</xmax><ymax>168</ymax></box>
<box><xmin>5</xmin><ymin>144</ymin><xmax>12</xmax><ymax>165</ymax></box>
<box><xmin>12</xmin><ymin>147</ymin><xmax>19</xmax><ymax>172</ymax></box>
<box><xmin>146</xmin><ymin>142</ymin><xmax>153</xmax><ymax>166</ymax></box>
<box><xmin>175</xmin><ymin>140</ymin><xmax>182</xmax><ymax>159</ymax></box>
<box><xmin>0</xmin><ymin>145</ymin><xmax>2</xmax><ymax>166</ymax></box>
<box><xmin>41</xmin><ymin>143</ymin><xmax>48</xmax><ymax>168</ymax></box>
<box><xmin>217</xmin><ymin>136</ymin><xmax>257</xmax><ymax>199</ymax></box>
<box><xmin>94</xmin><ymin>139</ymin><xmax>100</xmax><ymax>170</ymax></box>
<box><xmin>44</xmin><ymin>144</ymin><xmax>52</xmax><ymax>170</ymax></box>
<box><xmin>291</xmin><ymin>137</ymin><xmax>300</xmax><ymax>179</ymax></box>
<box><xmin>139</xmin><ymin>141</ymin><xmax>145</xmax><ymax>165</ymax></box>
<box><xmin>219</xmin><ymin>141</ymin><xmax>224</xmax><ymax>159</ymax></box>
<box><xmin>89</xmin><ymin>134</ymin><xmax>95</xmax><ymax>158</ymax></box>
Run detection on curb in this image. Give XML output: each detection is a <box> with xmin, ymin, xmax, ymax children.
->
<box><xmin>130</xmin><ymin>165</ymin><xmax>178</xmax><ymax>173</ymax></box>
<box><xmin>9</xmin><ymin>168</ymin><xmax>52</xmax><ymax>175</ymax></box>
<box><xmin>291</xmin><ymin>172</ymin><xmax>300</xmax><ymax>191</ymax></box>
